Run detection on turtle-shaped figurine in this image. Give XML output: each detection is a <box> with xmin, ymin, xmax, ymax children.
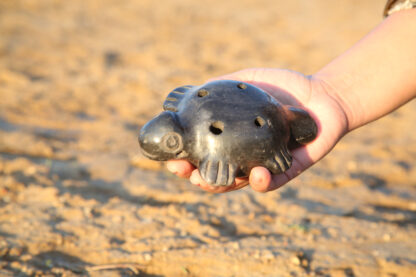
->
<box><xmin>139</xmin><ymin>80</ymin><xmax>317</xmax><ymax>186</ymax></box>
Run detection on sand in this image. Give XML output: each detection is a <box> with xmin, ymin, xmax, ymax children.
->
<box><xmin>0</xmin><ymin>0</ymin><xmax>415</xmax><ymax>276</ymax></box>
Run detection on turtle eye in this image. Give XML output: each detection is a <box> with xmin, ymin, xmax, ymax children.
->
<box><xmin>161</xmin><ymin>132</ymin><xmax>183</xmax><ymax>153</ymax></box>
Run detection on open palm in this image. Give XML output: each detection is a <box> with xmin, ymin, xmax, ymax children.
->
<box><xmin>167</xmin><ymin>68</ymin><xmax>348</xmax><ymax>193</ymax></box>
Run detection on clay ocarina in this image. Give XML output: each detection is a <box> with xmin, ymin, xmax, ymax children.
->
<box><xmin>139</xmin><ymin>80</ymin><xmax>317</xmax><ymax>186</ymax></box>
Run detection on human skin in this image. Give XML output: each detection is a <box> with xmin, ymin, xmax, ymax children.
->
<box><xmin>166</xmin><ymin>8</ymin><xmax>416</xmax><ymax>193</ymax></box>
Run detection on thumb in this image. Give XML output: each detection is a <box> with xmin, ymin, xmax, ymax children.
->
<box><xmin>206</xmin><ymin>68</ymin><xmax>261</xmax><ymax>83</ymax></box>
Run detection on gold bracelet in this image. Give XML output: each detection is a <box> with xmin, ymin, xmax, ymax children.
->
<box><xmin>384</xmin><ymin>0</ymin><xmax>416</xmax><ymax>17</ymax></box>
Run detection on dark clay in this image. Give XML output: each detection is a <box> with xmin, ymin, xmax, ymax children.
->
<box><xmin>139</xmin><ymin>80</ymin><xmax>317</xmax><ymax>186</ymax></box>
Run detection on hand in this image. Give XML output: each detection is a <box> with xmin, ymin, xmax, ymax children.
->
<box><xmin>167</xmin><ymin>68</ymin><xmax>349</xmax><ymax>193</ymax></box>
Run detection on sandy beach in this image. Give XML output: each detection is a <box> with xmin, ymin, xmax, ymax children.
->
<box><xmin>0</xmin><ymin>0</ymin><xmax>415</xmax><ymax>276</ymax></box>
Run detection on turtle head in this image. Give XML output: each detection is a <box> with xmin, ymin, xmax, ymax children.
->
<box><xmin>139</xmin><ymin>111</ymin><xmax>185</xmax><ymax>161</ymax></box>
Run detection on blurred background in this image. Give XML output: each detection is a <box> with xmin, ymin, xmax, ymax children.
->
<box><xmin>0</xmin><ymin>0</ymin><xmax>415</xmax><ymax>276</ymax></box>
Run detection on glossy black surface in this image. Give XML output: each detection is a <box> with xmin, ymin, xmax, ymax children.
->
<box><xmin>139</xmin><ymin>80</ymin><xmax>317</xmax><ymax>186</ymax></box>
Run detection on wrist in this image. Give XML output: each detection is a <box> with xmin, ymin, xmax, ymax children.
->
<box><xmin>309</xmin><ymin>74</ymin><xmax>353</xmax><ymax>136</ymax></box>
<box><xmin>313</xmin><ymin>9</ymin><xmax>416</xmax><ymax>132</ymax></box>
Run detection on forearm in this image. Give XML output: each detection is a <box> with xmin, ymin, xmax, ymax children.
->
<box><xmin>314</xmin><ymin>8</ymin><xmax>416</xmax><ymax>131</ymax></box>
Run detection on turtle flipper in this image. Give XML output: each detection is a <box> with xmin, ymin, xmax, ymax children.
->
<box><xmin>265</xmin><ymin>147</ymin><xmax>293</xmax><ymax>174</ymax></box>
<box><xmin>163</xmin><ymin>85</ymin><xmax>194</xmax><ymax>112</ymax></box>
<box><xmin>199</xmin><ymin>158</ymin><xmax>237</xmax><ymax>186</ymax></box>
<box><xmin>286</xmin><ymin>107</ymin><xmax>317</xmax><ymax>145</ymax></box>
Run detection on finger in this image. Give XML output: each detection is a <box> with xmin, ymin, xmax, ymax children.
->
<box><xmin>266</xmin><ymin>150</ymin><xmax>309</xmax><ymax>191</ymax></box>
<box><xmin>190</xmin><ymin>169</ymin><xmax>249</xmax><ymax>193</ymax></box>
<box><xmin>248</xmin><ymin>167</ymin><xmax>272</xmax><ymax>192</ymax></box>
<box><xmin>166</xmin><ymin>160</ymin><xmax>195</xmax><ymax>178</ymax></box>
<box><xmin>206</xmin><ymin>69</ymin><xmax>252</xmax><ymax>83</ymax></box>
<box><xmin>249</xmin><ymin>143</ymin><xmax>317</xmax><ymax>192</ymax></box>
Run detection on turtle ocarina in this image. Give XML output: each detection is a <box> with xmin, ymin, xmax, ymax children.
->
<box><xmin>139</xmin><ymin>80</ymin><xmax>317</xmax><ymax>186</ymax></box>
